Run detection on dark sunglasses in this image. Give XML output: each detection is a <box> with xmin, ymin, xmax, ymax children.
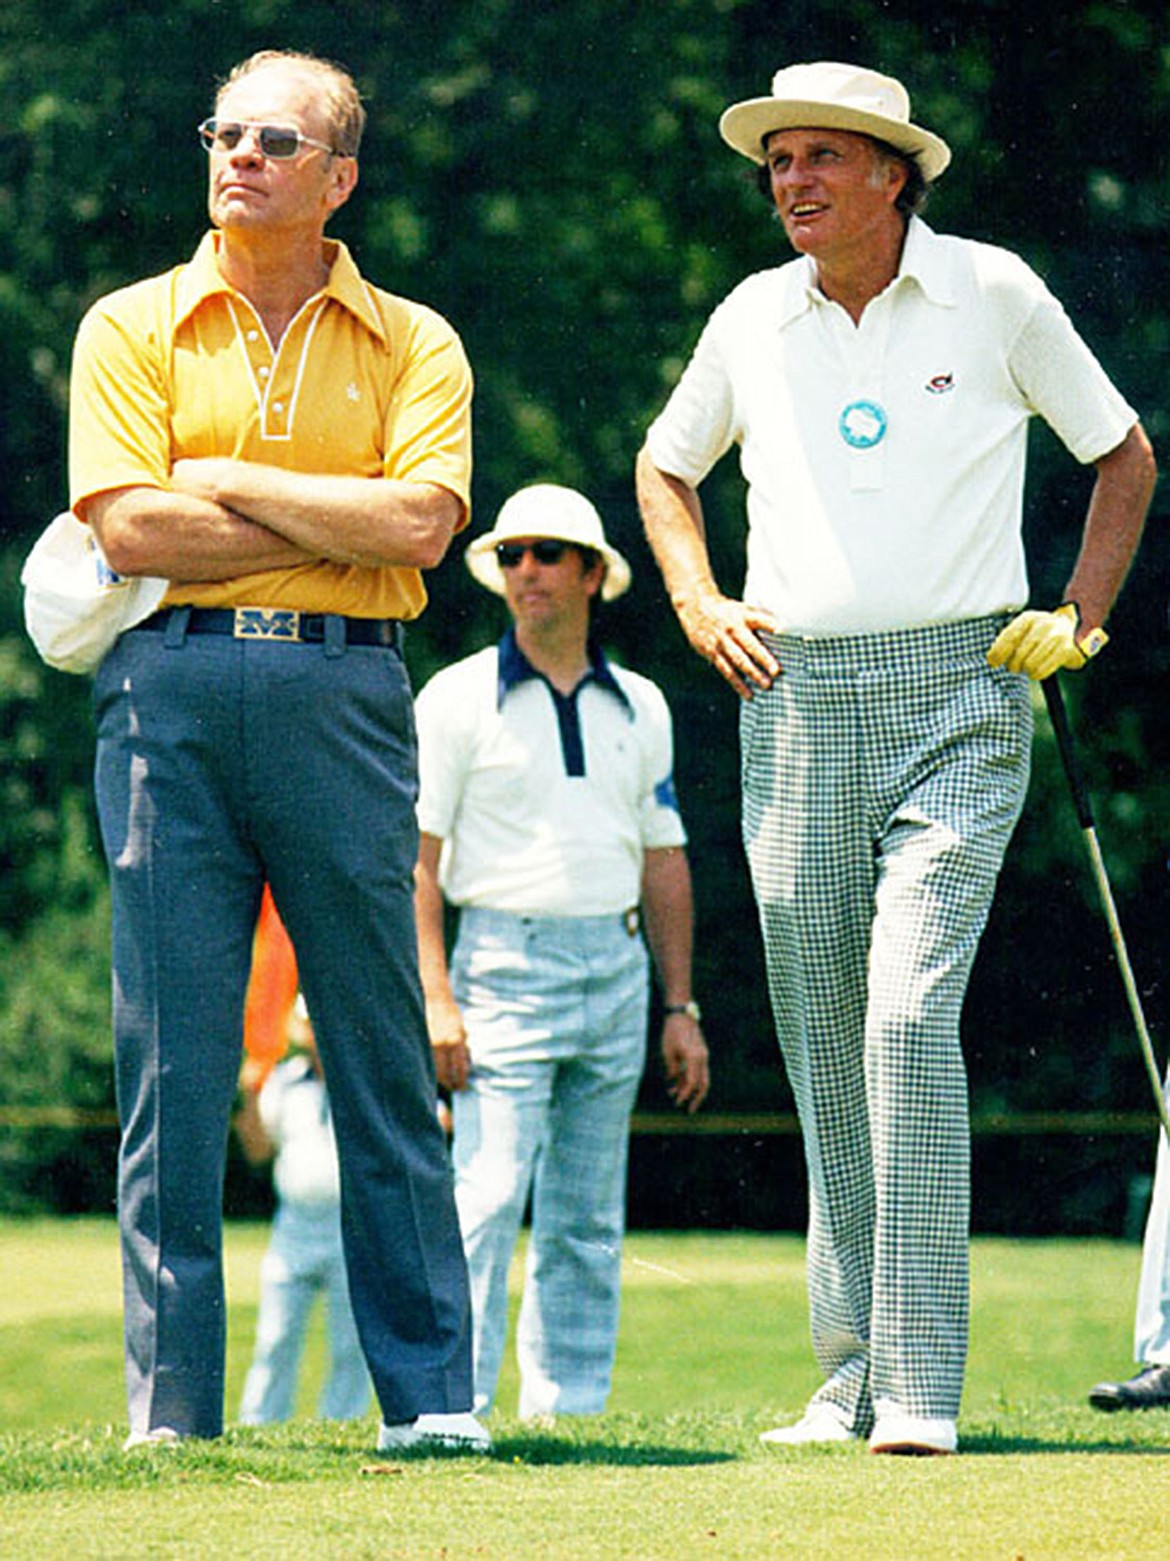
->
<box><xmin>495</xmin><ymin>540</ymin><xmax>571</xmax><ymax>569</ymax></box>
<box><xmin>198</xmin><ymin>118</ymin><xmax>340</xmax><ymax>160</ymax></box>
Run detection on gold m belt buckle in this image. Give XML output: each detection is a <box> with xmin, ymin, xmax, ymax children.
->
<box><xmin>233</xmin><ymin>607</ymin><xmax>302</xmax><ymax>641</ymax></box>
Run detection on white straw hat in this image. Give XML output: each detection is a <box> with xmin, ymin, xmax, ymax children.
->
<box><xmin>719</xmin><ymin>61</ymin><xmax>951</xmax><ymax>182</ymax></box>
<box><xmin>465</xmin><ymin>484</ymin><xmax>632</xmax><ymax>602</ymax></box>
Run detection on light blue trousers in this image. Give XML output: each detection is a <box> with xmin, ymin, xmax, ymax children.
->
<box><xmin>742</xmin><ymin>618</ymin><xmax>1032</xmax><ymax>1429</ymax></box>
<box><xmin>450</xmin><ymin>908</ymin><xmax>648</xmax><ymax>1417</ymax></box>
<box><xmin>239</xmin><ymin>1201</ymin><xmax>372</xmax><ymax>1424</ymax></box>
<box><xmin>1135</xmin><ymin>1124</ymin><xmax>1170</xmax><ymax>1365</ymax></box>
<box><xmin>94</xmin><ymin>618</ymin><xmax>472</xmax><ymax>1438</ymax></box>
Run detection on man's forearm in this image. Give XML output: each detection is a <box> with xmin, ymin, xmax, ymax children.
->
<box><xmin>1063</xmin><ymin>422</ymin><xmax>1157</xmax><ymax>630</ymax></box>
<box><xmin>414</xmin><ymin>833</ymin><xmax>469</xmax><ymax>1090</ymax></box>
<box><xmin>640</xmin><ymin>846</ymin><xmax>695</xmax><ymax>1004</ymax></box>
<box><xmin>82</xmin><ymin>485</ymin><xmax>314</xmax><ymax>580</ymax></box>
<box><xmin>414</xmin><ymin>834</ymin><xmax>458</xmax><ymax>1009</ymax></box>
<box><xmin>172</xmin><ymin>458</ymin><xmax>464</xmax><ymax>571</ymax></box>
<box><xmin>635</xmin><ymin>445</ymin><xmax>718</xmax><ymax>614</ymax></box>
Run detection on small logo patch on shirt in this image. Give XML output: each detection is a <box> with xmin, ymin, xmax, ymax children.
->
<box><xmin>346</xmin><ymin>382</ymin><xmax>360</xmax><ymax>402</ymax></box>
<box><xmin>654</xmin><ymin>775</ymin><xmax>681</xmax><ymax>814</ymax></box>
<box><xmin>925</xmin><ymin>372</ymin><xmax>955</xmax><ymax>395</ymax></box>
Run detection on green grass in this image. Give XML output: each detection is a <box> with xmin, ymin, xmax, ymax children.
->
<box><xmin>1</xmin><ymin>1221</ymin><xmax>1168</xmax><ymax>1558</ymax></box>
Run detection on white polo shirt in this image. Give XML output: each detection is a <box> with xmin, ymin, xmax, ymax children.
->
<box><xmin>646</xmin><ymin>217</ymin><xmax>1137</xmax><ymax>635</ymax></box>
<box><xmin>415</xmin><ymin>632</ymin><xmax>686</xmax><ymax>916</ymax></box>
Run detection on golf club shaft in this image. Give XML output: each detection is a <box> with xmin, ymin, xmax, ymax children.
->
<box><xmin>1043</xmin><ymin>675</ymin><xmax>1170</xmax><ymax>1143</ymax></box>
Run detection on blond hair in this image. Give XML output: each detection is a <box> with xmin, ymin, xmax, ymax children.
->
<box><xmin>217</xmin><ymin>49</ymin><xmax>366</xmax><ymax>157</ymax></box>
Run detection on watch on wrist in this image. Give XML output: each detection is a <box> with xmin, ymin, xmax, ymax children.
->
<box><xmin>1077</xmin><ymin>624</ymin><xmax>1109</xmax><ymax>659</ymax></box>
<box><xmin>664</xmin><ymin>1000</ymin><xmax>702</xmax><ymax>1022</ymax></box>
<box><xmin>1062</xmin><ymin>600</ymin><xmax>1109</xmax><ymax>660</ymax></box>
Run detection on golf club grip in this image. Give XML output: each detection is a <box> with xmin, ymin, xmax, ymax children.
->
<box><xmin>1042</xmin><ymin>675</ymin><xmax>1095</xmax><ymax>831</ymax></box>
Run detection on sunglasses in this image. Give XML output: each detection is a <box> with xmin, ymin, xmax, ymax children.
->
<box><xmin>495</xmin><ymin>540</ymin><xmax>571</xmax><ymax>569</ymax></box>
<box><xmin>198</xmin><ymin>118</ymin><xmax>340</xmax><ymax>160</ymax></box>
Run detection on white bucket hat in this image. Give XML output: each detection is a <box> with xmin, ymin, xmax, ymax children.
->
<box><xmin>719</xmin><ymin>61</ymin><xmax>951</xmax><ymax>182</ymax></box>
<box><xmin>464</xmin><ymin>484</ymin><xmax>632</xmax><ymax>602</ymax></box>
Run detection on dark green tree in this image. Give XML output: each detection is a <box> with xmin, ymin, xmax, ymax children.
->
<box><xmin>0</xmin><ymin>0</ymin><xmax>1166</xmax><ymax>1224</ymax></box>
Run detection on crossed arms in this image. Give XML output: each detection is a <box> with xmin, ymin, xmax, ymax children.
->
<box><xmin>80</xmin><ymin>458</ymin><xmax>464</xmax><ymax>582</ymax></box>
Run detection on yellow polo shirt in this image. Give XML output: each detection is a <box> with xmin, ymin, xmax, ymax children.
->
<box><xmin>68</xmin><ymin>232</ymin><xmax>472</xmax><ymax>620</ymax></box>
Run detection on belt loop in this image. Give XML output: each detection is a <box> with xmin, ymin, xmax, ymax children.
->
<box><xmin>163</xmin><ymin>606</ymin><xmax>191</xmax><ymax>649</ymax></box>
<box><xmin>323</xmin><ymin>613</ymin><xmax>346</xmax><ymax>659</ymax></box>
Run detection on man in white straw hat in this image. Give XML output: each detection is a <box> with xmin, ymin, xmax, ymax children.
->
<box><xmin>413</xmin><ymin>483</ymin><xmax>709</xmax><ymax>1419</ymax></box>
<box><xmin>637</xmin><ymin>61</ymin><xmax>1155</xmax><ymax>1454</ymax></box>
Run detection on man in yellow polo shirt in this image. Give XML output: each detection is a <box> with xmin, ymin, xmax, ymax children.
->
<box><xmin>68</xmin><ymin>48</ymin><xmax>486</xmax><ymax>1454</ymax></box>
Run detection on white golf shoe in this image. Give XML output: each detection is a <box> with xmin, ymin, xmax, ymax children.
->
<box><xmin>122</xmin><ymin>1426</ymin><xmax>183</xmax><ymax>1451</ymax></box>
<box><xmin>868</xmin><ymin>1412</ymin><xmax>957</xmax><ymax>1456</ymax></box>
<box><xmin>377</xmin><ymin>1411</ymin><xmax>491</xmax><ymax>1452</ymax></box>
<box><xmin>760</xmin><ymin>1403</ymin><xmax>857</xmax><ymax>1445</ymax></box>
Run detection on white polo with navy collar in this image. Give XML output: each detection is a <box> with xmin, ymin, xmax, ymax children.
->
<box><xmin>646</xmin><ymin>216</ymin><xmax>1137</xmax><ymax>635</ymax></box>
<box><xmin>415</xmin><ymin>630</ymin><xmax>686</xmax><ymax>916</ymax></box>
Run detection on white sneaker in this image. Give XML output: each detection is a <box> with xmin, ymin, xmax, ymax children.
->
<box><xmin>760</xmin><ymin>1403</ymin><xmax>856</xmax><ymax>1445</ymax></box>
<box><xmin>377</xmin><ymin>1411</ymin><xmax>491</xmax><ymax>1452</ymax></box>
<box><xmin>868</xmin><ymin>1412</ymin><xmax>957</xmax><ymax>1456</ymax></box>
<box><xmin>122</xmin><ymin>1426</ymin><xmax>183</xmax><ymax>1451</ymax></box>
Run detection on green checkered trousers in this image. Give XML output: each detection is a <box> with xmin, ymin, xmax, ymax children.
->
<box><xmin>740</xmin><ymin>615</ymin><xmax>1032</xmax><ymax>1432</ymax></box>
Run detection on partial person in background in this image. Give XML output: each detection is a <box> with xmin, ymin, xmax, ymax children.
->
<box><xmin>237</xmin><ymin>996</ymin><xmax>372</xmax><ymax>1426</ymax></box>
<box><xmin>636</xmin><ymin>61</ymin><xmax>1154</xmax><ymax>1455</ymax></box>
<box><xmin>240</xmin><ymin>886</ymin><xmax>301</xmax><ymax>1095</ymax></box>
<box><xmin>1089</xmin><ymin>1131</ymin><xmax>1170</xmax><ymax>1411</ymax></box>
<box><xmin>414</xmin><ymin>484</ymin><xmax>709</xmax><ymax>1419</ymax></box>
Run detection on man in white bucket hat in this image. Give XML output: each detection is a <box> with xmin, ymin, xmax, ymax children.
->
<box><xmin>637</xmin><ymin>61</ymin><xmax>1154</xmax><ymax>1454</ymax></box>
<box><xmin>413</xmin><ymin>483</ymin><xmax>709</xmax><ymax>1418</ymax></box>
<box><xmin>462</xmin><ymin>482</ymin><xmax>633</xmax><ymax>602</ymax></box>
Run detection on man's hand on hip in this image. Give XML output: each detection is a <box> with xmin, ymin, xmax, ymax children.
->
<box><xmin>676</xmin><ymin>589</ymin><xmax>783</xmax><ymax>701</ymax></box>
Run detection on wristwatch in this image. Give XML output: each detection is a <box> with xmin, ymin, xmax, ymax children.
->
<box><xmin>1077</xmin><ymin>624</ymin><xmax>1109</xmax><ymax>659</ymax></box>
<box><xmin>664</xmin><ymin>1000</ymin><xmax>702</xmax><ymax>1022</ymax></box>
<box><xmin>1062</xmin><ymin>600</ymin><xmax>1109</xmax><ymax>660</ymax></box>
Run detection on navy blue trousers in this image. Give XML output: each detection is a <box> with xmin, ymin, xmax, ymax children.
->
<box><xmin>94</xmin><ymin>614</ymin><xmax>472</xmax><ymax>1438</ymax></box>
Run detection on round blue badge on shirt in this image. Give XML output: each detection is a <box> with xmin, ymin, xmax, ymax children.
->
<box><xmin>839</xmin><ymin>400</ymin><xmax>888</xmax><ymax>449</ymax></box>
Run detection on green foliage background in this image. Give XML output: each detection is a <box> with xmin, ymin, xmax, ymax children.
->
<box><xmin>0</xmin><ymin>0</ymin><xmax>1167</xmax><ymax>1226</ymax></box>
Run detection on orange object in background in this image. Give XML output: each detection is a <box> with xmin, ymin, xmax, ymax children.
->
<box><xmin>241</xmin><ymin>886</ymin><xmax>299</xmax><ymax>1090</ymax></box>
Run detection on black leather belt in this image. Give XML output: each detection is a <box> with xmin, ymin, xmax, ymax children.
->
<box><xmin>133</xmin><ymin>606</ymin><xmax>401</xmax><ymax>647</ymax></box>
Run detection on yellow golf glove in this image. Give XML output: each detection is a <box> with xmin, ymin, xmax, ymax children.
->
<box><xmin>987</xmin><ymin>602</ymin><xmax>1108</xmax><ymax>681</ymax></box>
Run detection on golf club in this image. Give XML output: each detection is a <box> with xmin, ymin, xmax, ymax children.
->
<box><xmin>1042</xmin><ymin>674</ymin><xmax>1170</xmax><ymax>1143</ymax></box>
